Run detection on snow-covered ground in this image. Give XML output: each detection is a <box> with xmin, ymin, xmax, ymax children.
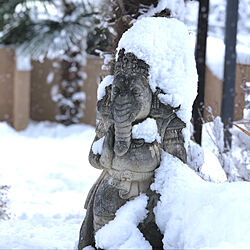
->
<box><xmin>0</xmin><ymin>121</ymin><xmax>100</xmax><ymax>249</ymax></box>
<box><xmin>0</xmin><ymin>120</ymin><xmax>249</xmax><ymax>249</ymax></box>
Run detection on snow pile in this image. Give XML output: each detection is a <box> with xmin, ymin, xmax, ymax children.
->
<box><xmin>95</xmin><ymin>194</ymin><xmax>151</xmax><ymax>250</ymax></box>
<box><xmin>92</xmin><ymin>136</ymin><xmax>104</xmax><ymax>155</ymax></box>
<box><xmin>152</xmin><ymin>151</ymin><xmax>250</xmax><ymax>249</ymax></box>
<box><xmin>117</xmin><ymin>17</ymin><xmax>198</xmax><ymax>143</ymax></box>
<box><xmin>132</xmin><ymin>118</ymin><xmax>161</xmax><ymax>143</ymax></box>
<box><xmin>0</xmin><ymin>121</ymin><xmax>100</xmax><ymax>249</ymax></box>
<box><xmin>139</xmin><ymin>0</ymin><xmax>185</xmax><ymax>20</ymax></box>
<box><xmin>0</xmin><ymin>121</ymin><xmax>250</xmax><ymax>249</ymax></box>
<box><xmin>200</xmin><ymin>149</ymin><xmax>227</xmax><ymax>183</ymax></box>
<box><xmin>97</xmin><ymin>75</ymin><xmax>114</xmax><ymax>101</ymax></box>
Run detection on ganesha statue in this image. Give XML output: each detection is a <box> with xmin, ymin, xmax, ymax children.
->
<box><xmin>78</xmin><ymin>48</ymin><xmax>187</xmax><ymax>249</ymax></box>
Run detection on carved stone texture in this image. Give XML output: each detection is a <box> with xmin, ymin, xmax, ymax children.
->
<box><xmin>78</xmin><ymin>49</ymin><xmax>186</xmax><ymax>249</ymax></box>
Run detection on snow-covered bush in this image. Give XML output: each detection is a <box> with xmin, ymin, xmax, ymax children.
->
<box><xmin>204</xmin><ymin>116</ymin><xmax>250</xmax><ymax>182</ymax></box>
<box><xmin>187</xmin><ymin>139</ymin><xmax>204</xmax><ymax>173</ymax></box>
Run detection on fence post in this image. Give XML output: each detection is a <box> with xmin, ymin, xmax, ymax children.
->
<box><xmin>221</xmin><ymin>0</ymin><xmax>239</xmax><ymax>149</ymax></box>
<box><xmin>192</xmin><ymin>0</ymin><xmax>209</xmax><ymax>145</ymax></box>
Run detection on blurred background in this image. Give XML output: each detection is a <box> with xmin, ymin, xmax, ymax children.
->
<box><xmin>0</xmin><ymin>0</ymin><xmax>249</xmax><ymax>132</ymax></box>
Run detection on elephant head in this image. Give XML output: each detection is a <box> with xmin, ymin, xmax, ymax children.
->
<box><xmin>110</xmin><ymin>49</ymin><xmax>152</xmax><ymax>156</ymax></box>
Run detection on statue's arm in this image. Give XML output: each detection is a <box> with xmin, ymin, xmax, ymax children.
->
<box><xmin>150</xmin><ymin>91</ymin><xmax>187</xmax><ymax>163</ymax></box>
<box><xmin>162</xmin><ymin>117</ymin><xmax>187</xmax><ymax>163</ymax></box>
<box><xmin>89</xmin><ymin>84</ymin><xmax>113</xmax><ymax>169</ymax></box>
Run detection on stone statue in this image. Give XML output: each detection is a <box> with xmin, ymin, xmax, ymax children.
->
<box><xmin>78</xmin><ymin>49</ymin><xmax>187</xmax><ymax>249</ymax></box>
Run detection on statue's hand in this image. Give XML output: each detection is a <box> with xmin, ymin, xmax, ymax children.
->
<box><xmin>88</xmin><ymin>150</ymin><xmax>102</xmax><ymax>170</ymax></box>
<box><xmin>97</xmin><ymin>85</ymin><xmax>112</xmax><ymax>121</ymax></box>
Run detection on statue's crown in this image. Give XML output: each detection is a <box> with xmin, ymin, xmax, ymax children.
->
<box><xmin>114</xmin><ymin>49</ymin><xmax>149</xmax><ymax>77</ymax></box>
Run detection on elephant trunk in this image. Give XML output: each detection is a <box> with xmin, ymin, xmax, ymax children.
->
<box><xmin>114</xmin><ymin>122</ymin><xmax>132</xmax><ymax>156</ymax></box>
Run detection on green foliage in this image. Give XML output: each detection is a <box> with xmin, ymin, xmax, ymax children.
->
<box><xmin>0</xmin><ymin>0</ymin><xmax>48</xmax><ymax>29</ymax></box>
<box><xmin>0</xmin><ymin>0</ymin><xmax>111</xmax><ymax>125</ymax></box>
<box><xmin>0</xmin><ymin>0</ymin><xmax>97</xmax><ymax>59</ymax></box>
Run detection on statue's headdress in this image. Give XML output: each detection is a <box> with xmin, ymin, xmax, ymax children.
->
<box><xmin>113</xmin><ymin>49</ymin><xmax>149</xmax><ymax>77</ymax></box>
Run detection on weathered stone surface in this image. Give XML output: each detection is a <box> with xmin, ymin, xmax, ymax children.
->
<box><xmin>78</xmin><ymin>49</ymin><xmax>186</xmax><ymax>249</ymax></box>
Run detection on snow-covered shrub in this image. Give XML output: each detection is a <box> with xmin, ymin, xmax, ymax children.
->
<box><xmin>152</xmin><ymin>152</ymin><xmax>250</xmax><ymax>249</ymax></box>
<box><xmin>230</xmin><ymin>121</ymin><xmax>250</xmax><ymax>181</ymax></box>
<box><xmin>0</xmin><ymin>185</ymin><xmax>9</xmax><ymax>220</ymax></box>
<box><xmin>205</xmin><ymin>116</ymin><xmax>250</xmax><ymax>182</ymax></box>
<box><xmin>187</xmin><ymin>127</ymin><xmax>227</xmax><ymax>183</ymax></box>
<box><xmin>187</xmin><ymin>139</ymin><xmax>204</xmax><ymax>172</ymax></box>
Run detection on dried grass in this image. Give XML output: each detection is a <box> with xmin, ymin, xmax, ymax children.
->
<box><xmin>232</xmin><ymin>121</ymin><xmax>250</xmax><ymax>136</ymax></box>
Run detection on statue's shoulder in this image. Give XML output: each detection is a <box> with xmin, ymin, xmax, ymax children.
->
<box><xmin>167</xmin><ymin>116</ymin><xmax>186</xmax><ymax>131</ymax></box>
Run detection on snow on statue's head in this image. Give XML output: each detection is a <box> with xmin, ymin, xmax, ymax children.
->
<box><xmin>116</xmin><ymin>17</ymin><xmax>198</xmax><ymax>144</ymax></box>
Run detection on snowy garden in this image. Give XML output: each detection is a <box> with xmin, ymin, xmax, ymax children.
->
<box><xmin>0</xmin><ymin>0</ymin><xmax>250</xmax><ymax>249</ymax></box>
<box><xmin>0</xmin><ymin>116</ymin><xmax>249</xmax><ymax>248</ymax></box>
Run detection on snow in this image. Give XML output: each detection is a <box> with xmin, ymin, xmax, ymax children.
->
<box><xmin>1</xmin><ymin>2</ymin><xmax>250</xmax><ymax>247</ymax></box>
<box><xmin>184</xmin><ymin>0</ymin><xmax>250</xmax><ymax>80</ymax></box>
<box><xmin>236</xmin><ymin>44</ymin><xmax>250</xmax><ymax>65</ymax></box>
<box><xmin>206</xmin><ymin>37</ymin><xmax>225</xmax><ymax>80</ymax></box>
<box><xmin>202</xmin><ymin>117</ymin><xmax>250</xmax><ymax>182</ymax></box>
<box><xmin>15</xmin><ymin>50</ymin><xmax>32</xmax><ymax>71</ymax></box>
<box><xmin>46</xmin><ymin>71</ymin><xmax>54</xmax><ymax>84</ymax></box>
<box><xmin>0</xmin><ymin>120</ymin><xmax>250</xmax><ymax>249</ymax></box>
<box><xmin>206</xmin><ymin>36</ymin><xmax>250</xmax><ymax>80</ymax></box>
<box><xmin>187</xmin><ymin>139</ymin><xmax>204</xmax><ymax>172</ymax></box>
<box><xmin>72</xmin><ymin>92</ymin><xmax>86</xmax><ymax>102</ymax></box>
<box><xmin>152</xmin><ymin>151</ymin><xmax>250</xmax><ymax>249</ymax></box>
<box><xmin>132</xmin><ymin>118</ymin><xmax>161</xmax><ymax>143</ymax></box>
<box><xmin>200</xmin><ymin>149</ymin><xmax>227</xmax><ymax>183</ymax></box>
<box><xmin>0</xmin><ymin>121</ymin><xmax>100</xmax><ymax>249</ymax></box>
<box><xmin>97</xmin><ymin>75</ymin><xmax>114</xmax><ymax>101</ymax></box>
<box><xmin>117</xmin><ymin>17</ymin><xmax>198</xmax><ymax>146</ymax></box>
<box><xmin>95</xmin><ymin>194</ymin><xmax>151</xmax><ymax>250</ymax></box>
<box><xmin>139</xmin><ymin>0</ymin><xmax>185</xmax><ymax>20</ymax></box>
<box><xmin>92</xmin><ymin>136</ymin><xmax>104</xmax><ymax>155</ymax></box>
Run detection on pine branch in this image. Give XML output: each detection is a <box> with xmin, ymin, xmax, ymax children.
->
<box><xmin>0</xmin><ymin>17</ymin><xmax>89</xmax><ymax>58</ymax></box>
<box><xmin>0</xmin><ymin>0</ymin><xmax>97</xmax><ymax>59</ymax></box>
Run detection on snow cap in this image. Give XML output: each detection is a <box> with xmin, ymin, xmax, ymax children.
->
<box><xmin>139</xmin><ymin>0</ymin><xmax>185</xmax><ymax>20</ymax></box>
<box><xmin>116</xmin><ymin>17</ymin><xmax>198</xmax><ymax>127</ymax></box>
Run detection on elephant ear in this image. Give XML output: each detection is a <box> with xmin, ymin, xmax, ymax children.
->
<box><xmin>97</xmin><ymin>85</ymin><xmax>112</xmax><ymax>119</ymax></box>
<box><xmin>96</xmin><ymin>84</ymin><xmax>113</xmax><ymax>135</ymax></box>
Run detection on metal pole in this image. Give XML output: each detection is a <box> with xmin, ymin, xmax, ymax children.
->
<box><xmin>221</xmin><ymin>0</ymin><xmax>239</xmax><ymax>149</ymax></box>
<box><xmin>192</xmin><ymin>0</ymin><xmax>209</xmax><ymax>145</ymax></box>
